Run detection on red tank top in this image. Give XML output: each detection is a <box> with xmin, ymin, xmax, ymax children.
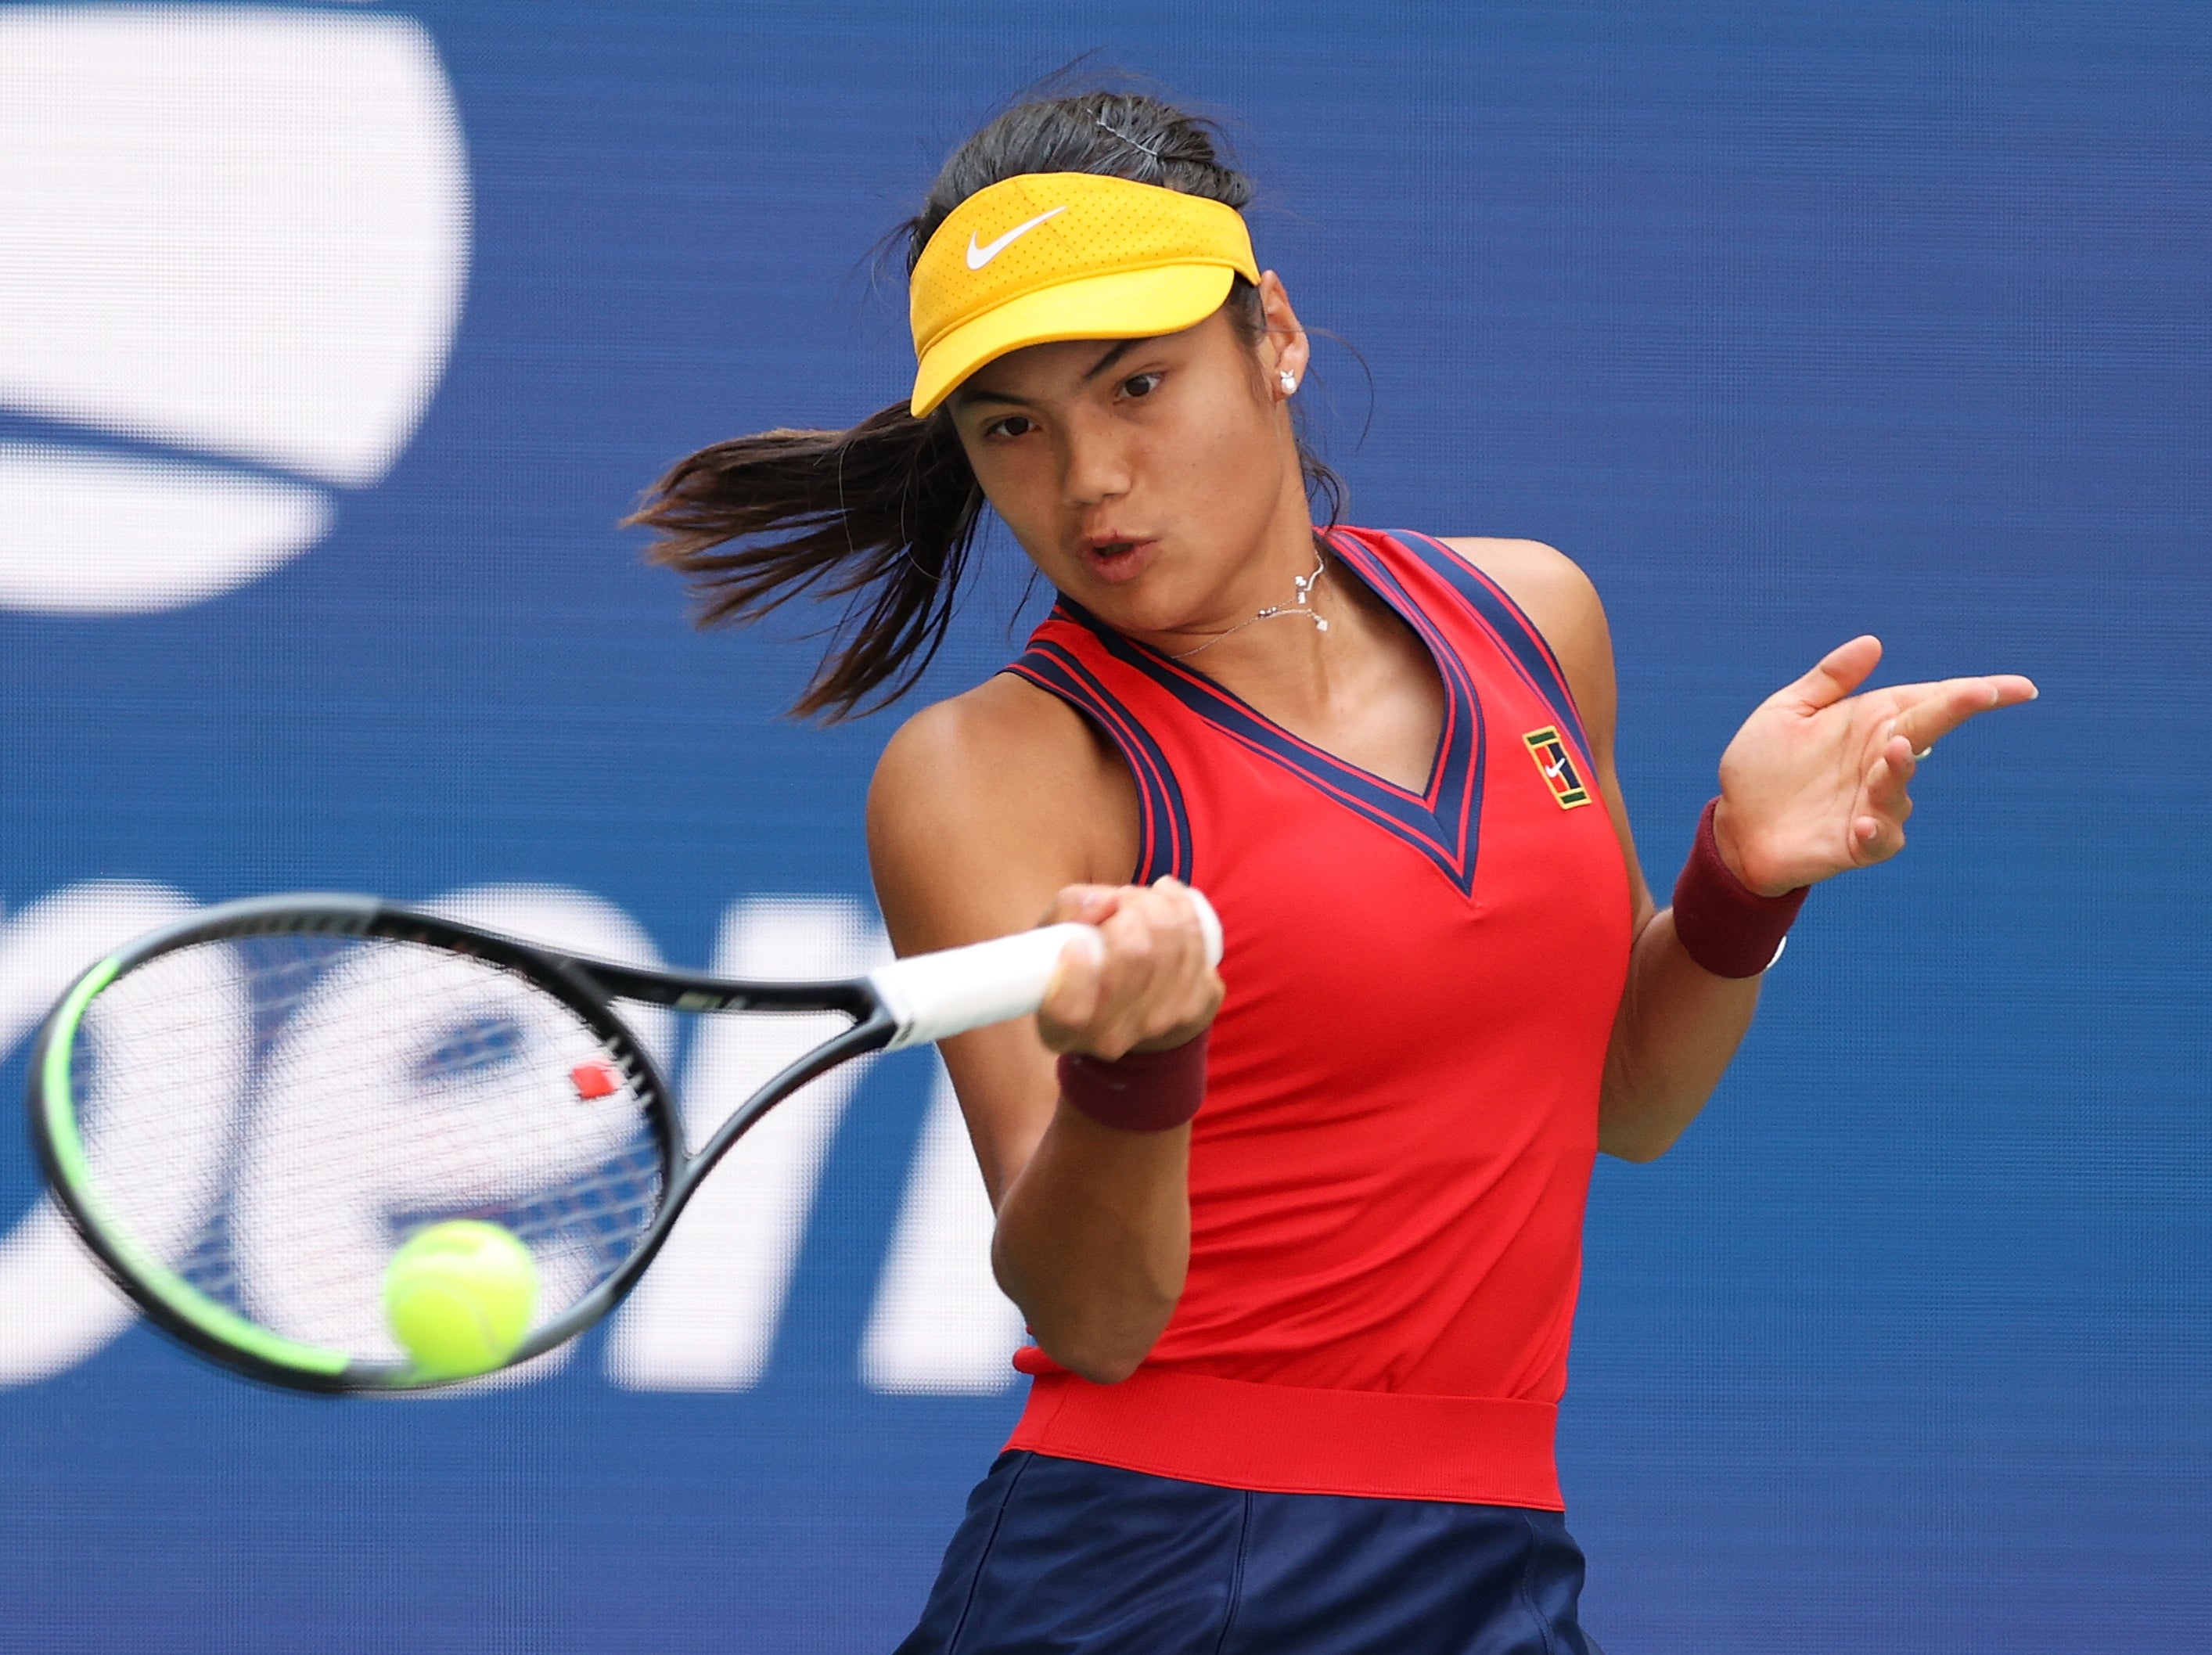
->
<box><xmin>998</xmin><ymin>527</ymin><xmax>1633</xmax><ymax>1509</ymax></box>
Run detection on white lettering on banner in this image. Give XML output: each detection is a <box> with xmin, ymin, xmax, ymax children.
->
<box><xmin>606</xmin><ymin>899</ymin><xmax>888</xmax><ymax>1391</ymax></box>
<box><xmin>861</xmin><ymin>1065</ymin><xmax>1023</xmax><ymax>1394</ymax></box>
<box><xmin>0</xmin><ymin>883</ymin><xmax>212</xmax><ymax>1387</ymax></box>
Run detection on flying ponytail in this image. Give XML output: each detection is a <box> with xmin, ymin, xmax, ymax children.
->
<box><xmin>629</xmin><ymin>405</ymin><xmax>984</xmax><ymax>720</ymax></box>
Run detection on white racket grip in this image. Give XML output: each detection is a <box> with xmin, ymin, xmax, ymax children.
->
<box><xmin>870</xmin><ymin>887</ymin><xmax>1222</xmax><ymax>1051</ymax></box>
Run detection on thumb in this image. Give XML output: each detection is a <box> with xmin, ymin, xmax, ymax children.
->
<box><xmin>1042</xmin><ymin>883</ymin><xmax>1120</xmax><ymax>928</ymax></box>
<box><xmin>1040</xmin><ymin>929</ymin><xmax>1106</xmax><ymax>1032</ymax></box>
<box><xmin>1778</xmin><ymin>635</ymin><xmax>1883</xmax><ymax>712</ymax></box>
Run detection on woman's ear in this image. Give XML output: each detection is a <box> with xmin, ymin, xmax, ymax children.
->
<box><xmin>1256</xmin><ymin>271</ymin><xmax>1311</xmax><ymax>397</ymax></box>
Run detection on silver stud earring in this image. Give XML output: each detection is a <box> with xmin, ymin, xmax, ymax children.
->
<box><xmin>1279</xmin><ymin>370</ymin><xmax>1298</xmax><ymax>395</ymax></box>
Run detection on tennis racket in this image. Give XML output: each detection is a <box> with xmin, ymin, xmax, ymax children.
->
<box><xmin>27</xmin><ymin>889</ymin><xmax>1221</xmax><ymax>1394</ymax></box>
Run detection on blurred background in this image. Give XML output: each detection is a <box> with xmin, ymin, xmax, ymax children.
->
<box><xmin>0</xmin><ymin>2</ymin><xmax>2205</xmax><ymax>1649</ymax></box>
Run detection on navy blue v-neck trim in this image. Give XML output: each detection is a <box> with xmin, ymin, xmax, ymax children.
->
<box><xmin>1051</xmin><ymin>532</ymin><xmax>1487</xmax><ymax>896</ymax></box>
<box><xmin>1005</xmin><ymin>639</ymin><xmax>1195</xmax><ymax>886</ymax></box>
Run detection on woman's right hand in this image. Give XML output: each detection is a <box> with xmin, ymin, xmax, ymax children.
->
<box><xmin>1035</xmin><ymin>877</ymin><xmax>1223</xmax><ymax>1060</ymax></box>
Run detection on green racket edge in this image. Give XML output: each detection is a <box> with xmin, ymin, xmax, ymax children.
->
<box><xmin>37</xmin><ymin>953</ymin><xmax>354</xmax><ymax>1382</ymax></box>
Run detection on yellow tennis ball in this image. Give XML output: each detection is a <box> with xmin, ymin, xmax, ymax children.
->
<box><xmin>383</xmin><ymin>1219</ymin><xmax>538</xmax><ymax>1378</ymax></box>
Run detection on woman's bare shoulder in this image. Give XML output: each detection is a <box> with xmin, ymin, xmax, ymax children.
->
<box><xmin>1436</xmin><ymin>537</ymin><xmax>1602</xmax><ymax>630</ymax></box>
<box><xmin>1434</xmin><ymin>536</ymin><xmax>1617</xmax><ymax>738</ymax></box>
<box><xmin>867</xmin><ymin>672</ymin><xmax>1138</xmax><ymax>948</ymax></box>
<box><xmin>872</xmin><ymin>671</ymin><xmax>1116</xmax><ymax>813</ymax></box>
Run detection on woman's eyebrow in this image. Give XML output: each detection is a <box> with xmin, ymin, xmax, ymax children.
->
<box><xmin>956</xmin><ymin>337</ymin><xmax>1161</xmax><ymax>409</ymax></box>
<box><xmin>1081</xmin><ymin>337</ymin><xmax>1154</xmax><ymax>383</ymax></box>
<box><xmin>954</xmin><ymin>385</ymin><xmax>1029</xmax><ymax>408</ymax></box>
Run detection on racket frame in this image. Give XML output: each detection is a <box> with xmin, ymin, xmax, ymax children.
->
<box><xmin>27</xmin><ymin>893</ymin><xmax>900</xmax><ymax>1395</ymax></box>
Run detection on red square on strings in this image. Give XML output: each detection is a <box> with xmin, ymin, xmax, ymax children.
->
<box><xmin>570</xmin><ymin>1060</ymin><xmax>620</xmax><ymax>1100</ymax></box>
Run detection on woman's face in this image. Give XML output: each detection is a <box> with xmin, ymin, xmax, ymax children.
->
<box><xmin>945</xmin><ymin>275</ymin><xmax>1312</xmax><ymax>635</ymax></box>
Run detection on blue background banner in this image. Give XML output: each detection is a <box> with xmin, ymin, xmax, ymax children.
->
<box><xmin>0</xmin><ymin>2</ymin><xmax>2205</xmax><ymax>1649</ymax></box>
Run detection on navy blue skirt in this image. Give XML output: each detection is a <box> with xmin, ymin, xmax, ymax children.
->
<box><xmin>896</xmin><ymin>1452</ymin><xmax>1603</xmax><ymax>1655</ymax></box>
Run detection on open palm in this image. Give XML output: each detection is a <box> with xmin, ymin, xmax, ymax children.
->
<box><xmin>1714</xmin><ymin>635</ymin><xmax>2038</xmax><ymax>897</ymax></box>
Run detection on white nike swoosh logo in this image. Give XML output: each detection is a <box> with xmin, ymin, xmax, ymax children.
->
<box><xmin>966</xmin><ymin>205</ymin><xmax>1067</xmax><ymax>270</ymax></box>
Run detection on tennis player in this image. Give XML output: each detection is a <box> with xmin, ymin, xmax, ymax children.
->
<box><xmin>635</xmin><ymin>90</ymin><xmax>2035</xmax><ymax>1655</ymax></box>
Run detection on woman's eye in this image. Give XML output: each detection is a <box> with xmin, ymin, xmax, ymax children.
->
<box><xmin>986</xmin><ymin>415</ymin><xmax>1036</xmax><ymax>439</ymax></box>
<box><xmin>1119</xmin><ymin>372</ymin><xmax>1163</xmax><ymax>401</ymax></box>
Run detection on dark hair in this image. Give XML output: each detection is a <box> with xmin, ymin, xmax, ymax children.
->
<box><xmin>628</xmin><ymin>90</ymin><xmax>1344</xmax><ymax>721</ymax></box>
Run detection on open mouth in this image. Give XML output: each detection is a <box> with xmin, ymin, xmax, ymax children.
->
<box><xmin>1079</xmin><ymin>538</ymin><xmax>1157</xmax><ymax>584</ymax></box>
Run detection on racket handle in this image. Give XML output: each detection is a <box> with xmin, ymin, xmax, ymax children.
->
<box><xmin>871</xmin><ymin>887</ymin><xmax>1223</xmax><ymax>1050</ymax></box>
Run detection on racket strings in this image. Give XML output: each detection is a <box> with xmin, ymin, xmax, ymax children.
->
<box><xmin>70</xmin><ymin>931</ymin><xmax>666</xmax><ymax>1363</ymax></box>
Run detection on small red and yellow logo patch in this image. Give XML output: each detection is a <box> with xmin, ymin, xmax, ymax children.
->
<box><xmin>1523</xmin><ymin>726</ymin><xmax>1592</xmax><ymax>809</ymax></box>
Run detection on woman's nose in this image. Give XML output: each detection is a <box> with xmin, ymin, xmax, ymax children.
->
<box><xmin>1059</xmin><ymin>419</ymin><xmax>1133</xmax><ymax>507</ymax></box>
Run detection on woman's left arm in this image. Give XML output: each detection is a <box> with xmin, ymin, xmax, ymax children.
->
<box><xmin>1443</xmin><ymin>538</ymin><xmax>2036</xmax><ymax>1162</ymax></box>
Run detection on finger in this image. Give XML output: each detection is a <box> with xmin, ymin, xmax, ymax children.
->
<box><xmin>1851</xmin><ymin>814</ymin><xmax>1891</xmax><ymax>861</ymax></box>
<box><xmin>1081</xmin><ymin>895</ymin><xmax>1170</xmax><ymax>1054</ymax></box>
<box><xmin>1888</xmin><ymin>674</ymin><xmax>2037</xmax><ymax>752</ymax></box>
<box><xmin>1110</xmin><ymin>882</ymin><xmax>1216</xmax><ymax>1049</ymax></box>
<box><xmin>1153</xmin><ymin>894</ymin><xmax>1223</xmax><ymax>1026</ymax></box>
<box><xmin>1862</xmin><ymin>732</ymin><xmax>1917</xmax><ymax>819</ymax></box>
<box><xmin>1879</xmin><ymin>672</ymin><xmax>2039</xmax><ymax>708</ymax></box>
<box><xmin>1776</xmin><ymin>635</ymin><xmax>1883</xmax><ymax>713</ymax></box>
<box><xmin>1037</xmin><ymin>932</ymin><xmax>1106</xmax><ymax>1046</ymax></box>
<box><xmin>1852</xmin><ymin>808</ymin><xmax>1904</xmax><ymax>863</ymax></box>
<box><xmin>1142</xmin><ymin>878</ymin><xmax>1208</xmax><ymax>967</ymax></box>
<box><xmin>1852</xmin><ymin>750</ymin><xmax>1909</xmax><ymax>864</ymax></box>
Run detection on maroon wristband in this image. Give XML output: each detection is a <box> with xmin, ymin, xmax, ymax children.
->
<box><xmin>1056</xmin><ymin>1031</ymin><xmax>1210</xmax><ymax>1133</ymax></box>
<box><xmin>1671</xmin><ymin>797</ymin><xmax>1807</xmax><ymax>978</ymax></box>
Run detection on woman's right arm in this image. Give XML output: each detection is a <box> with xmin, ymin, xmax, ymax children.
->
<box><xmin>866</xmin><ymin>677</ymin><xmax>1222</xmax><ymax>1384</ymax></box>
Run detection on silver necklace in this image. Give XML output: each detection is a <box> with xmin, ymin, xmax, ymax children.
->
<box><xmin>1167</xmin><ymin>541</ymin><xmax>1331</xmax><ymax>662</ymax></box>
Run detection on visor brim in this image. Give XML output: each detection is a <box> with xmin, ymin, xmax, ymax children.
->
<box><xmin>910</xmin><ymin>263</ymin><xmax>1239</xmax><ymax>418</ymax></box>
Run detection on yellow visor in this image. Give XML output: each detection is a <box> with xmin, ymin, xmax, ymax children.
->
<box><xmin>908</xmin><ymin>171</ymin><xmax>1261</xmax><ymax>418</ymax></box>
